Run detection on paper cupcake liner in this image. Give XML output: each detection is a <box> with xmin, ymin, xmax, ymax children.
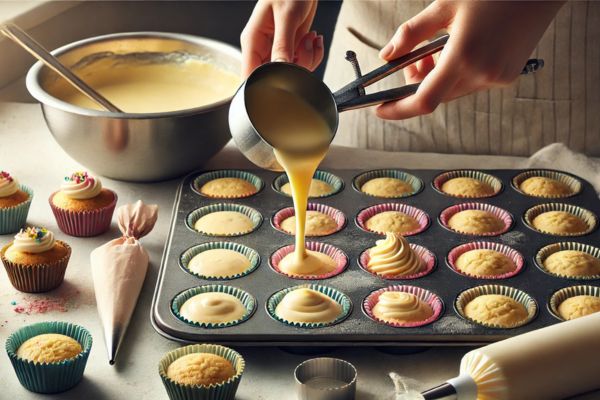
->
<box><xmin>180</xmin><ymin>242</ymin><xmax>260</xmax><ymax>280</ymax></box>
<box><xmin>356</xmin><ymin>203</ymin><xmax>430</xmax><ymax>236</ymax></box>
<box><xmin>548</xmin><ymin>285</ymin><xmax>600</xmax><ymax>321</ymax></box>
<box><xmin>447</xmin><ymin>241</ymin><xmax>524</xmax><ymax>280</ymax></box>
<box><xmin>49</xmin><ymin>190</ymin><xmax>117</xmax><ymax>237</ymax></box>
<box><xmin>432</xmin><ymin>170</ymin><xmax>502</xmax><ymax>198</ymax></box>
<box><xmin>535</xmin><ymin>242</ymin><xmax>600</xmax><ymax>280</ymax></box>
<box><xmin>363</xmin><ymin>285</ymin><xmax>444</xmax><ymax>328</ymax></box>
<box><xmin>191</xmin><ymin>170</ymin><xmax>263</xmax><ymax>199</ymax></box>
<box><xmin>269</xmin><ymin>242</ymin><xmax>348</xmax><ymax>280</ymax></box>
<box><xmin>358</xmin><ymin>243</ymin><xmax>436</xmax><ymax>280</ymax></box>
<box><xmin>273</xmin><ymin>170</ymin><xmax>344</xmax><ymax>198</ymax></box>
<box><xmin>272</xmin><ymin>203</ymin><xmax>346</xmax><ymax>237</ymax></box>
<box><xmin>512</xmin><ymin>169</ymin><xmax>582</xmax><ymax>198</ymax></box>
<box><xmin>439</xmin><ymin>202</ymin><xmax>513</xmax><ymax>236</ymax></box>
<box><xmin>294</xmin><ymin>357</ymin><xmax>357</xmax><ymax>400</ymax></box>
<box><xmin>0</xmin><ymin>184</ymin><xmax>33</xmax><ymax>234</ymax></box>
<box><xmin>1</xmin><ymin>241</ymin><xmax>71</xmax><ymax>293</ymax></box>
<box><xmin>523</xmin><ymin>203</ymin><xmax>597</xmax><ymax>237</ymax></box>
<box><xmin>186</xmin><ymin>203</ymin><xmax>262</xmax><ymax>237</ymax></box>
<box><xmin>266</xmin><ymin>284</ymin><xmax>352</xmax><ymax>328</ymax></box>
<box><xmin>352</xmin><ymin>169</ymin><xmax>423</xmax><ymax>199</ymax></box>
<box><xmin>455</xmin><ymin>284</ymin><xmax>537</xmax><ymax>329</ymax></box>
<box><xmin>171</xmin><ymin>285</ymin><xmax>256</xmax><ymax>329</ymax></box>
<box><xmin>5</xmin><ymin>321</ymin><xmax>92</xmax><ymax>394</ymax></box>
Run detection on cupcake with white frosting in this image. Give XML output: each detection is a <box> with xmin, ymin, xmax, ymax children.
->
<box><xmin>0</xmin><ymin>171</ymin><xmax>34</xmax><ymax>234</ymax></box>
<box><xmin>49</xmin><ymin>171</ymin><xmax>117</xmax><ymax>237</ymax></box>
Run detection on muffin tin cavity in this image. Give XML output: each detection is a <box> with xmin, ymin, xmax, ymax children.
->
<box><xmin>180</xmin><ymin>242</ymin><xmax>260</xmax><ymax>280</ymax></box>
<box><xmin>439</xmin><ymin>202</ymin><xmax>513</xmax><ymax>236</ymax></box>
<box><xmin>186</xmin><ymin>203</ymin><xmax>262</xmax><ymax>237</ymax></box>
<box><xmin>358</xmin><ymin>242</ymin><xmax>436</xmax><ymax>280</ymax></box>
<box><xmin>356</xmin><ymin>203</ymin><xmax>429</xmax><ymax>236</ymax></box>
<box><xmin>270</xmin><ymin>242</ymin><xmax>348</xmax><ymax>280</ymax></box>
<box><xmin>535</xmin><ymin>242</ymin><xmax>600</xmax><ymax>280</ymax></box>
<box><xmin>512</xmin><ymin>169</ymin><xmax>582</xmax><ymax>198</ymax></box>
<box><xmin>353</xmin><ymin>169</ymin><xmax>423</xmax><ymax>199</ymax></box>
<box><xmin>272</xmin><ymin>203</ymin><xmax>346</xmax><ymax>237</ymax></box>
<box><xmin>192</xmin><ymin>170</ymin><xmax>264</xmax><ymax>199</ymax></box>
<box><xmin>524</xmin><ymin>203</ymin><xmax>597</xmax><ymax>237</ymax></box>
<box><xmin>433</xmin><ymin>170</ymin><xmax>502</xmax><ymax>198</ymax></box>
<box><xmin>447</xmin><ymin>241</ymin><xmax>524</xmax><ymax>280</ymax></box>
<box><xmin>273</xmin><ymin>170</ymin><xmax>344</xmax><ymax>198</ymax></box>
<box><xmin>548</xmin><ymin>285</ymin><xmax>600</xmax><ymax>321</ymax></box>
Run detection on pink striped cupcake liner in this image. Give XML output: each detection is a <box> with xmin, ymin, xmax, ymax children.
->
<box><xmin>447</xmin><ymin>241</ymin><xmax>524</xmax><ymax>279</ymax></box>
<box><xmin>272</xmin><ymin>203</ymin><xmax>346</xmax><ymax>237</ymax></box>
<box><xmin>356</xmin><ymin>203</ymin><xmax>430</xmax><ymax>236</ymax></box>
<box><xmin>432</xmin><ymin>170</ymin><xmax>502</xmax><ymax>199</ymax></box>
<box><xmin>269</xmin><ymin>242</ymin><xmax>348</xmax><ymax>280</ymax></box>
<box><xmin>439</xmin><ymin>202</ymin><xmax>513</xmax><ymax>236</ymax></box>
<box><xmin>49</xmin><ymin>191</ymin><xmax>117</xmax><ymax>237</ymax></box>
<box><xmin>363</xmin><ymin>285</ymin><xmax>444</xmax><ymax>328</ymax></box>
<box><xmin>358</xmin><ymin>243</ymin><xmax>436</xmax><ymax>280</ymax></box>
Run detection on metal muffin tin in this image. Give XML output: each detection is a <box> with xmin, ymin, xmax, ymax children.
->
<box><xmin>151</xmin><ymin>169</ymin><xmax>600</xmax><ymax>346</ymax></box>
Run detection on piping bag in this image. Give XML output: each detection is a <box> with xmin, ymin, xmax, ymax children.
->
<box><xmin>421</xmin><ymin>312</ymin><xmax>600</xmax><ymax>400</ymax></box>
<box><xmin>91</xmin><ymin>200</ymin><xmax>158</xmax><ymax>365</ymax></box>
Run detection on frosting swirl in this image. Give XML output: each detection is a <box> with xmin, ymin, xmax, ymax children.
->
<box><xmin>0</xmin><ymin>171</ymin><xmax>18</xmax><ymax>197</ymax></box>
<box><xmin>61</xmin><ymin>171</ymin><xmax>102</xmax><ymax>200</ymax></box>
<box><xmin>373</xmin><ymin>292</ymin><xmax>433</xmax><ymax>323</ymax></box>
<box><xmin>12</xmin><ymin>227</ymin><xmax>56</xmax><ymax>253</ymax></box>
<box><xmin>367</xmin><ymin>232</ymin><xmax>423</xmax><ymax>277</ymax></box>
<box><xmin>275</xmin><ymin>288</ymin><xmax>341</xmax><ymax>323</ymax></box>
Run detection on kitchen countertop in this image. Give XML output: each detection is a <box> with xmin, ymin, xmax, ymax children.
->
<box><xmin>0</xmin><ymin>102</ymin><xmax>596</xmax><ymax>400</ymax></box>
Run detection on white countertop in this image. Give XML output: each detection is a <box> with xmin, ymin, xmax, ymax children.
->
<box><xmin>0</xmin><ymin>102</ymin><xmax>596</xmax><ymax>400</ymax></box>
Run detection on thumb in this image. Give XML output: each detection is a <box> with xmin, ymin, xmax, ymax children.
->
<box><xmin>271</xmin><ymin>12</ymin><xmax>300</xmax><ymax>62</ymax></box>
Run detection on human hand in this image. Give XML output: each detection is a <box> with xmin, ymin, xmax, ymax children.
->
<box><xmin>240</xmin><ymin>0</ymin><xmax>324</xmax><ymax>77</ymax></box>
<box><xmin>376</xmin><ymin>0</ymin><xmax>564</xmax><ymax>120</ymax></box>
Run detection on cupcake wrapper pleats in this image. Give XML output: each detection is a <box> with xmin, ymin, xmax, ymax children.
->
<box><xmin>49</xmin><ymin>191</ymin><xmax>117</xmax><ymax>237</ymax></box>
<box><xmin>0</xmin><ymin>184</ymin><xmax>33</xmax><ymax>234</ymax></box>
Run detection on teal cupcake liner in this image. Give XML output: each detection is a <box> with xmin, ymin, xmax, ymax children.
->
<box><xmin>5</xmin><ymin>321</ymin><xmax>92</xmax><ymax>394</ymax></box>
<box><xmin>535</xmin><ymin>242</ymin><xmax>600</xmax><ymax>280</ymax></box>
<box><xmin>186</xmin><ymin>203</ymin><xmax>262</xmax><ymax>237</ymax></box>
<box><xmin>267</xmin><ymin>284</ymin><xmax>352</xmax><ymax>328</ymax></box>
<box><xmin>523</xmin><ymin>203</ymin><xmax>597</xmax><ymax>237</ymax></box>
<box><xmin>433</xmin><ymin>170</ymin><xmax>502</xmax><ymax>198</ymax></box>
<box><xmin>352</xmin><ymin>169</ymin><xmax>423</xmax><ymax>198</ymax></box>
<box><xmin>273</xmin><ymin>170</ymin><xmax>344</xmax><ymax>198</ymax></box>
<box><xmin>159</xmin><ymin>344</ymin><xmax>245</xmax><ymax>400</ymax></box>
<box><xmin>191</xmin><ymin>170</ymin><xmax>264</xmax><ymax>199</ymax></box>
<box><xmin>549</xmin><ymin>285</ymin><xmax>600</xmax><ymax>321</ymax></box>
<box><xmin>0</xmin><ymin>184</ymin><xmax>33</xmax><ymax>234</ymax></box>
<box><xmin>512</xmin><ymin>169</ymin><xmax>582</xmax><ymax>198</ymax></box>
<box><xmin>172</xmin><ymin>285</ymin><xmax>256</xmax><ymax>328</ymax></box>
<box><xmin>180</xmin><ymin>242</ymin><xmax>260</xmax><ymax>280</ymax></box>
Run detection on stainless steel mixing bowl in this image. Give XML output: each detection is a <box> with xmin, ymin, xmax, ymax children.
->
<box><xmin>26</xmin><ymin>32</ymin><xmax>241</xmax><ymax>182</ymax></box>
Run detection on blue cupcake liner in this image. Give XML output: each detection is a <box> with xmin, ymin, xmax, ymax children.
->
<box><xmin>180</xmin><ymin>242</ymin><xmax>260</xmax><ymax>280</ymax></box>
<box><xmin>172</xmin><ymin>285</ymin><xmax>256</xmax><ymax>328</ymax></box>
<box><xmin>0</xmin><ymin>184</ymin><xmax>33</xmax><ymax>234</ymax></box>
<box><xmin>272</xmin><ymin>170</ymin><xmax>344</xmax><ymax>198</ymax></box>
<box><xmin>549</xmin><ymin>285</ymin><xmax>600</xmax><ymax>321</ymax></box>
<box><xmin>535</xmin><ymin>242</ymin><xmax>600</xmax><ymax>280</ymax></box>
<box><xmin>186</xmin><ymin>203</ymin><xmax>263</xmax><ymax>237</ymax></box>
<box><xmin>5</xmin><ymin>321</ymin><xmax>92</xmax><ymax>394</ymax></box>
<box><xmin>191</xmin><ymin>170</ymin><xmax>263</xmax><ymax>199</ymax></box>
<box><xmin>524</xmin><ymin>203</ymin><xmax>597</xmax><ymax>237</ymax></box>
<box><xmin>512</xmin><ymin>169</ymin><xmax>582</xmax><ymax>198</ymax></box>
<box><xmin>352</xmin><ymin>169</ymin><xmax>423</xmax><ymax>198</ymax></box>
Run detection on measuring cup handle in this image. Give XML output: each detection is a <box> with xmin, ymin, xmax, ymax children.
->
<box><xmin>337</xmin><ymin>83</ymin><xmax>420</xmax><ymax>112</ymax></box>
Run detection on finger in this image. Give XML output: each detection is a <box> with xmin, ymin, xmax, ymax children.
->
<box><xmin>312</xmin><ymin>35</ymin><xmax>325</xmax><ymax>70</ymax></box>
<box><xmin>240</xmin><ymin>5</ymin><xmax>273</xmax><ymax>77</ymax></box>
<box><xmin>403</xmin><ymin>55</ymin><xmax>436</xmax><ymax>84</ymax></box>
<box><xmin>271</xmin><ymin>8</ymin><xmax>302</xmax><ymax>62</ymax></box>
<box><xmin>295</xmin><ymin>31</ymin><xmax>317</xmax><ymax>70</ymax></box>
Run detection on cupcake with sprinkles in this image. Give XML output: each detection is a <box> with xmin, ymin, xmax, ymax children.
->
<box><xmin>0</xmin><ymin>171</ymin><xmax>33</xmax><ymax>234</ymax></box>
<box><xmin>49</xmin><ymin>171</ymin><xmax>117</xmax><ymax>237</ymax></box>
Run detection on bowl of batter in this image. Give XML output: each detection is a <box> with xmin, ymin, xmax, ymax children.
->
<box><xmin>26</xmin><ymin>32</ymin><xmax>241</xmax><ymax>182</ymax></box>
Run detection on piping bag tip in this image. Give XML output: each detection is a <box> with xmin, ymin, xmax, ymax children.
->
<box><xmin>420</xmin><ymin>382</ymin><xmax>457</xmax><ymax>399</ymax></box>
<box><xmin>109</xmin><ymin>359</ymin><xmax>115</xmax><ymax>366</ymax></box>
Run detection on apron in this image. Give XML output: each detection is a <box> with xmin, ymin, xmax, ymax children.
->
<box><xmin>323</xmin><ymin>1</ymin><xmax>600</xmax><ymax>156</ymax></box>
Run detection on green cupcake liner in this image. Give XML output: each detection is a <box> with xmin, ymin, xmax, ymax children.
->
<box><xmin>549</xmin><ymin>285</ymin><xmax>600</xmax><ymax>321</ymax></box>
<box><xmin>273</xmin><ymin>170</ymin><xmax>344</xmax><ymax>198</ymax></box>
<box><xmin>352</xmin><ymin>169</ymin><xmax>423</xmax><ymax>198</ymax></box>
<box><xmin>159</xmin><ymin>344</ymin><xmax>245</xmax><ymax>400</ymax></box>
<box><xmin>512</xmin><ymin>169</ymin><xmax>582</xmax><ymax>198</ymax></box>
<box><xmin>172</xmin><ymin>285</ymin><xmax>256</xmax><ymax>328</ymax></box>
<box><xmin>5</xmin><ymin>321</ymin><xmax>92</xmax><ymax>394</ymax></box>
<box><xmin>192</xmin><ymin>170</ymin><xmax>264</xmax><ymax>199</ymax></box>
<box><xmin>180</xmin><ymin>242</ymin><xmax>260</xmax><ymax>280</ymax></box>
<box><xmin>186</xmin><ymin>203</ymin><xmax>263</xmax><ymax>237</ymax></box>
<box><xmin>535</xmin><ymin>242</ymin><xmax>600</xmax><ymax>280</ymax></box>
<box><xmin>524</xmin><ymin>203</ymin><xmax>597</xmax><ymax>237</ymax></box>
<box><xmin>267</xmin><ymin>284</ymin><xmax>353</xmax><ymax>328</ymax></box>
<box><xmin>0</xmin><ymin>184</ymin><xmax>33</xmax><ymax>234</ymax></box>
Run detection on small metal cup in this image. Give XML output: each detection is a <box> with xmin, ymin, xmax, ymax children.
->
<box><xmin>294</xmin><ymin>357</ymin><xmax>357</xmax><ymax>400</ymax></box>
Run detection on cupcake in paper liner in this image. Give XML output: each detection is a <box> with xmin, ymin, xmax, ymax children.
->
<box><xmin>270</xmin><ymin>241</ymin><xmax>348</xmax><ymax>280</ymax></box>
<box><xmin>5</xmin><ymin>321</ymin><xmax>92</xmax><ymax>394</ymax></box>
<box><xmin>272</xmin><ymin>203</ymin><xmax>346</xmax><ymax>237</ymax></box>
<box><xmin>159</xmin><ymin>343</ymin><xmax>245</xmax><ymax>400</ymax></box>
<box><xmin>447</xmin><ymin>241</ymin><xmax>524</xmax><ymax>280</ymax></box>
<box><xmin>433</xmin><ymin>170</ymin><xmax>502</xmax><ymax>199</ymax></box>
<box><xmin>524</xmin><ymin>203</ymin><xmax>597</xmax><ymax>237</ymax></box>
<box><xmin>0</xmin><ymin>171</ymin><xmax>34</xmax><ymax>234</ymax></box>
<box><xmin>363</xmin><ymin>285</ymin><xmax>444</xmax><ymax>328</ymax></box>
<box><xmin>358</xmin><ymin>233</ymin><xmax>436</xmax><ymax>280</ymax></box>
<box><xmin>439</xmin><ymin>202</ymin><xmax>513</xmax><ymax>236</ymax></box>
<box><xmin>512</xmin><ymin>169</ymin><xmax>582</xmax><ymax>198</ymax></box>
<box><xmin>180</xmin><ymin>242</ymin><xmax>260</xmax><ymax>280</ymax></box>
<box><xmin>49</xmin><ymin>171</ymin><xmax>117</xmax><ymax>237</ymax></box>
<box><xmin>356</xmin><ymin>203</ymin><xmax>430</xmax><ymax>236</ymax></box>
<box><xmin>455</xmin><ymin>284</ymin><xmax>537</xmax><ymax>329</ymax></box>
<box><xmin>353</xmin><ymin>169</ymin><xmax>423</xmax><ymax>199</ymax></box>
<box><xmin>187</xmin><ymin>203</ymin><xmax>262</xmax><ymax>237</ymax></box>
<box><xmin>267</xmin><ymin>284</ymin><xmax>352</xmax><ymax>328</ymax></box>
<box><xmin>1</xmin><ymin>227</ymin><xmax>71</xmax><ymax>293</ymax></box>
<box><xmin>549</xmin><ymin>285</ymin><xmax>600</xmax><ymax>321</ymax></box>
<box><xmin>273</xmin><ymin>170</ymin><xmax>343</xmax><ymax>198</ymax></box>
<box><xmin>192</xmin><ymin>170</ymin><xmax>263</xmax><ymax>199</ymax></box>
<box><xmin>171</xmin><ymin>285</ymin><xmax>256</xmax><ymax>329</ymax></box>
<box><xmin>535</xmin><ymin>242</ymin><xmax>600</xmax><ymax>280</ymax></box>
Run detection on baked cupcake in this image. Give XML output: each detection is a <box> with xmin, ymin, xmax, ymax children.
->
<box><xmin>447</xmin><ymin>210</ymin><xmax>506</xmax><ymax>235</ymax></box>
<box><xmin>463</xmin><ymin>294</ymin><xmax>529</xmax><ymax>328</ymax></box>
<box><xmin>532</xmin><ymin>211</ymin><xmax>589</xmax><ymax>235</ymax></box>
<box><xmin>1</xmin><ymin>227</ymin><xmax>71</xmax><ymax>292</ymax></box>
<box><xmin>49</xmin><ymin>171</ymin><xmax>117</xmax><ymax>237</ymax></box>
<box><xmin>18</xmin><ymin>333</ymin><xmax>82</xmax><ymax>363</ymax></box>
<box><xmin>281</xmin><ymin>178</ymin><xmax>334</xmax><ymax>198</ymax></box>
<box><xmin>361</xmin><ymin>177</ymin><xmax>413</xmax><ymax>198</ymax></box>
<box><xmin>280</xmin><ymin>210</ymin><xmax>338</xmax><ymax>236</ymax></box>
<box><xmin>543</xmin><ymin>250</ymin><xmax>600</xmax><ymax>278</ymax></box>
<box><xmin>188</xmin><ymin>204</ymin><xmax>262</xmax><ymax>237</ymax></box>
<box><xmin>365</xmin><ymin>233</ymin><xmax>424</xmax><ymax>278</ymax></box>
<box><xmin>441</xmin><ymin>177</ymin><xmax>495</xmax><ymax>198</ymax></box>
<box><xmin>193</xmin><ymin>170</ymin><xmax>262</xmax><ymax>199</ymax></box>
<box><xmin>0</xmin><ymin>171</ymin><xmax>33</xmax><ymax>234</ymax></box>
<box><xmin>557</xmin><ymin>295</ymin><xmax>600</xmax><ymax>320</ymax></box>
<box><xmin>520</xmin><ymin>177</ymin><xmax>573</xmax><ymax>197</ymax></box>
<box><xmin>455</xmin><ymin>249</ymin><xmax>516</xmax><ymax>277</ymax></box>
<box><xmin>274</xmin><ymin>170</ymin><xmax>343</xmax><ymax>199</ymax></box>
<box><xmin>365</xmin><ymin>211</ymin><xmax>420</xmax><ymax>235</ymax></box>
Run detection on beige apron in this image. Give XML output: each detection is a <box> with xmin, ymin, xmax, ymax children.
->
<box><xmin>324</xmin><ymin>1</ymin><xmax>600</xmax><ymax>156</ymax></box>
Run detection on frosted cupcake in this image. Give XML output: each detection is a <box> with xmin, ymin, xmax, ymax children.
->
<box><xmin>0</xmin><ymin>171</ymin><xmax>33</xmax><ymax>234</ymax></box>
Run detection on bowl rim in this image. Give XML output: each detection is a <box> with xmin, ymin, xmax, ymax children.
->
<box><xmin>26</xmin><ymin>31</ymin><xmax>242</xmax><ymax>119</ymax></box>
